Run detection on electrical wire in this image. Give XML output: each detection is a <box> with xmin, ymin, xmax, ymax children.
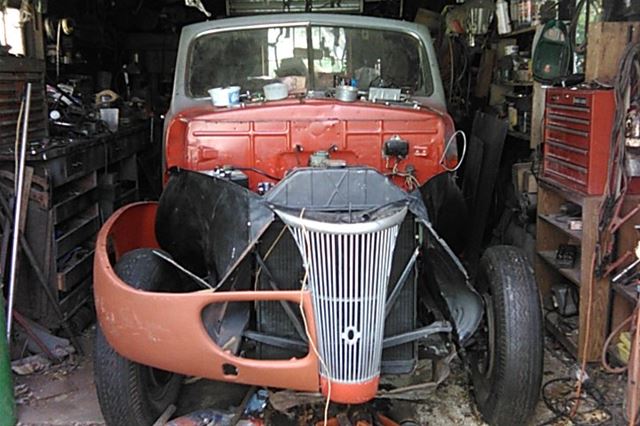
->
<box><xmin>597</xmin><ymin>42</ymin><xmax>640</xmax><ymax>276</ymax></box>
<box><xmin>569</xmin><ymin>0</ymin><xmax>602</xmax><ymax>54</ymax></box>
<box><xmin>440</xmin><ymin>129</ymin><xmax>467</xmax><ymax>173</ymax></box>
<box><xmin>233</xmin><ymin>166</ymin><xmax>281</xmax><ymax>182</ymax></box>
<box><xmin>253</xmin><ymin>225</ymin><xmax>287</xmax><ymax>291</ymax></box>
<box><xmin>538</xmin><ymin>377</ymin><xmax>611</xmax><ymax>426</ymax></box>
<box><xmin>592</xmin><ymin>40</ymin><xmax>640</xmax><ymax>426</ymax></box>
<box><xmin>571</xmin><ymin>254</ymin><xmax>597</xmax><ymax>418</ymax></box>
<box><xmin>628</xmin><ymin>300</ymin><xmax>640</xmax><ymax>425</ymax></box>
<box><xmin>384</xmin><ymin>160</ymin><xmax>421</xmax><ymax>191</ymax></box>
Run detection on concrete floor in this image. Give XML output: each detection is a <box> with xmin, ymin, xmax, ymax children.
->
<box><xmin>14</xmin><ymin>328</ymin><xmax>626</xmax><ymax>426</ymax></box>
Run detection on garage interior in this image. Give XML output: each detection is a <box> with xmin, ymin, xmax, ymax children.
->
<box><xmin>0</xmin><ymin>0</ymin><xmax>639</xmax><ymax>425</ymax></box>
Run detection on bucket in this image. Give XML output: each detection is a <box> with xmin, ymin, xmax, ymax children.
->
<box><xmin>263</xmin><ymin>82</ymin><xmax>288</xmax><ymax>101</ymax></box>
<box><xmin>208</xmin><ymin>86</ymin><xmax>240</xmax><ymax>107</ymax></box>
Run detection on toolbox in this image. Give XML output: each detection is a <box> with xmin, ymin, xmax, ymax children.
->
<box><xmin>542</xmin><ymin>87</ymin><xmax>615</xmax><ymax>195</ymax></box>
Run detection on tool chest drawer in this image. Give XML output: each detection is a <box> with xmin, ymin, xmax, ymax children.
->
<box><xmin>542</xmin><ymin>88</ymin><xmax>615</xmax><ymax>195</ymax></box>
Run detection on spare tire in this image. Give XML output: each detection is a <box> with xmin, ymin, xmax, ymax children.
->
<box><xmin>468</xmin><ymin>245</ymin><xmax>543</xmax><ymax>426</ymax></box>
<box><xmin>94</xmin><ymin>249</ymin><xmax>183</xmax><ymax>426</ymax></box>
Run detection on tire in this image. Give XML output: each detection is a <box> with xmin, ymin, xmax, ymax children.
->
<box><xmin>468</xmin><ymin>245</ymin><xmax>543</xmax><ymax>426</ymax></box>
<box><xmin>95</xmin><ymin>249</ymin><xmax>183</xmax><ymax>426</ymax></box>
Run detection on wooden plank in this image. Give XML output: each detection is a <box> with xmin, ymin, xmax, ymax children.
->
<box><xmin>538</xmin><ymin>213</ymin><xmax>582</xmax><ymax>241</ymax></box>
<box><xmin>475</xmin><ymin>49</ymin><xmax>496</xmax><ymax>99</ymax></box>
<box><xmin>530</xmin><ymin>81</ymin><xmax>546</xmax><ymax>148</ymax></box>
<box><xmin>578</xmin><ymin>196</ymin><xmax>609</xmax><ymax>362</ymax></box>
<box><xmin>586</xmin><ymin>22</ymin><xmax>640</xmax><ymax>85</ymax></box>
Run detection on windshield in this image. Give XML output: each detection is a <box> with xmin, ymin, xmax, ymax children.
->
<box><xmin>187</xmin><ymin>25</ymin><xmax>432</xmax><ymax>98</ymax></box>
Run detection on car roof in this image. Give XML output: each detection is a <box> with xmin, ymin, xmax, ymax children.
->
<box><xmin>168</xmin><ymin>13</ymin><xmax>446</xmax><ymax>114</ymax></box>
<box><xmin>181</xmin><ymin>13</ymin><xmax>427</xmax><ymax>36</ymax></box>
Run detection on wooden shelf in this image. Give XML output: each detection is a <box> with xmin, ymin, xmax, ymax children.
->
<box><xmin>538</xmin><ymin>213</ymin><xmax>582</xmax><ymax>240</ymax></box>
<box><xmin>537</xmin><ymin>250</ymin><xmax>581</xmax><ymax>286</ymax></box>
<box><xmin>507</xmin><ymin>130</ymin><xmax>530</xmax><ymax>141</ymax></box>
<box><xmin>500</xmin><ymin>26</ymin><xmax>537</xmax><ymax>37</ymax></box>
<box><xmin>536</xmin><ymin>184</ymin><xmax>609</xmax><ymax>363</ymax></box>
<box><xmin>500</xmin><ymin>81</ymin><xmax>534</xmax><ymax>87</ymax></box>
<box><xmin>538</xmin><ymin>177</ymin><xmax>586</xmax><ymax>208</ymax></box>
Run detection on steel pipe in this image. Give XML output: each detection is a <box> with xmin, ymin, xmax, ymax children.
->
<box><xmin>6</xmin><ymin>83</ymin><xmax>31</xmax><ymax>342</ymax></box>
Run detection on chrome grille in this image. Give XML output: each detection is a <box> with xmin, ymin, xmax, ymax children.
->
<box><xmin>277</xmin><ymin>207</ymin><xmax>407</xmax><ymax>384</ymax></box>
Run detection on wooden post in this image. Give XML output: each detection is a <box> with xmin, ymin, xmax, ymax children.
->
<box><xmin>578</xmin><ymin>196</ymin><xmax>610</xmax><ymax>362</ymax></box>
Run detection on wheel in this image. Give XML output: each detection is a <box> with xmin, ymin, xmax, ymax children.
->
<box><xmin>467</xmin><ymin>245</ymin><xmax>543</xmax><ymax>426</ymax></box>
<box><xmin>94</xmin><ymin>249</ymin><xmax>183</xmax><ymax>426</ymax></box>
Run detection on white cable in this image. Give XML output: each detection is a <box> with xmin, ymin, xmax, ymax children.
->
<box><xmin>440</xmin><ymin>129</ymin><xmax>467</xmax><ymax>172</ymax></box>
<box><xmin>152</xmin><ymin>250</ymin><xmax>213</xmax><ymax>290</ymax></box>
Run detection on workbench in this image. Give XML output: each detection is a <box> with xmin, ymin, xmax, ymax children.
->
<box><xmin>0</xmin><ymin>121</ymin><xmax>151</xmax><ymax>332</ymax></box>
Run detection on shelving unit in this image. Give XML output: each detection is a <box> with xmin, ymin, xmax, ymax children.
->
<box><xmin>537</xmin><ymin>250</ymin><xmax>581</xmax><ymax>286</ymax></box>
<box><xmin>535</xmin><ymin>179</ymin><xmax>609</xmax><ymax>362</ymax></box>
<box><xmin>490</xmin><ymin>25</ymin><xmax>539</xmax><ymax>144</ymax></box>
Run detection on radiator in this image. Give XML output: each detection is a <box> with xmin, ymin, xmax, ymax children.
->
<box><xmin>277</xmin><ymin>207</ymin><xmax>407</xmax><ymax>388</ymax></box>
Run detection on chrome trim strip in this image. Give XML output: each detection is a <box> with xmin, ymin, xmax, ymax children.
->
<box><xmin>276</xmin><ymin>206</ymin><xmax>408</xmax><ymax>235</ymax></box>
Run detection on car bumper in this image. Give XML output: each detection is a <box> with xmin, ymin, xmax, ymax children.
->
<box><xmin>93</xmin><ymin>202</ymin><xmax>324</xmax><ymax>393</ymax></box>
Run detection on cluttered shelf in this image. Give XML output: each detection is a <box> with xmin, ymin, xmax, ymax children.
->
<box><xmin>538</xmin><ymin>213</ymin><xmax>583</xmax><ymax>241</ymax></box>
<box><xmin>537</xmin><ymin>250</ymin><xmax>581</xmax><ymax>286</ymax></box>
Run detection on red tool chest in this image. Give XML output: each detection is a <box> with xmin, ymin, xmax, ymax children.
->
<box><xmin>543</xmin><ymin>88</ymin><xmax>615</xmax><ymax>195</ymax></box>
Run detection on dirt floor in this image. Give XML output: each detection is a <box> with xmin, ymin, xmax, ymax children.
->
<box><xmin>13</xmin><ymin>328</ymin><xmax>627</xmax><ymax>426</ymax></box>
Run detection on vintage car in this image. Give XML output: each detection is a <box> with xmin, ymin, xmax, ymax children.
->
<box><xmin>93</xmin><ymin>13</ymin><xmax>543</xmax><ymax>426</ymax></box>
